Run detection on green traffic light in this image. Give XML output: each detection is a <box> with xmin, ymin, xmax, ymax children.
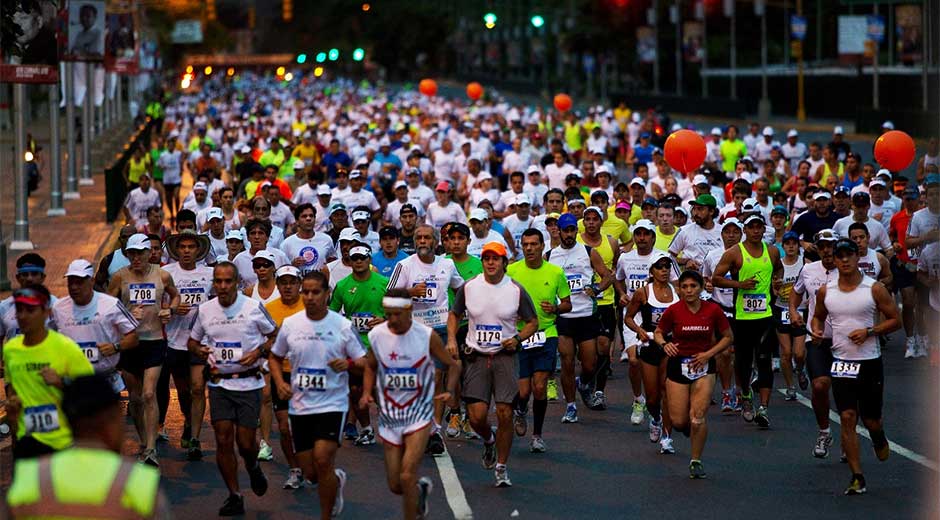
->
<box><xmin>352</xmin><ymin>48</ymin><xmax>365</xmax><ymax>61</ymax></box>
<box><xmin>328</xmin><ymin>48</ymin><xmax>339</xmax><ymax>61</ymax></box>
<box><xmin>483</xmin><ymin>12</ymin><xmax>497</xmax><ymax>25</ymax></box>
<box><xmin>530</xmin><ymin>15</ymin><xmax>544</xmax><ymax>28</ymax></box>
<box><xmin>315</xmin><ymin>52</ymin><xmax>327</xmax><ymax>63</ymax></box>
<box><xmin>296</xmin><ymin>53</ymin><xmax>307</xmax><ymax>64</ymax></box>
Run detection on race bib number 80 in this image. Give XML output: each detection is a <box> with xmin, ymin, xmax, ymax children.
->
<box><xmin>214</xmin><ymin>342</ymin><xmax>243</xmax><ymax>365</ymax></box>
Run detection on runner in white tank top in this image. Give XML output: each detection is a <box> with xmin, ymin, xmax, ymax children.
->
<box><xmin>360</xmin><ymin>290</ymin><xmax>460</xmax><ymax>520</ymax></box>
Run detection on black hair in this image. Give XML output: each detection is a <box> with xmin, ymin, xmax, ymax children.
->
<box><xmin>16</xmin><ymin>253</ymin><xmax>46</xmax><ymax>269</ymax></box>
<box><xmin>176</xmin><ymin>209</ymin><xmax>196</xmax><ymax>224</ymax></box>
<box><xmin>294</xmin><ymin>202</ymin><xmax>315</xmax><ymax>219</ymax></box>
<box><xmin>678</xmin><ymin>270</ymin><xmax>704</xmax><ymax>287</ymax></box>
<box><xmin>244</xmin><ymin>218</ymin><xmax>272</xmax><ymax>236</ymax></box>
<box><xmin>521</xmin><ymin>227</ymin><xmax>544</xmax><ymax>244</ymax></box>
<box><xmin>848</xmin><ymin>222</ymin><xmax>870</xmax><ymax>237</ymax></box>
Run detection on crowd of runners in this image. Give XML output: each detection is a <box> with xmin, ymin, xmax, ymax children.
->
<box><xmin>3</xmin><ymin>74</ymin><xmax>939</xmax><ymax>518</ymax></box>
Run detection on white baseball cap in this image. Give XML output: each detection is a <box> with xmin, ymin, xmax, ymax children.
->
<box><xmin>721</xmin><ymin>217</ymin><xmax>743</xmax><ymax>230</ymax></box>
<box><xmin>193</xmin><ymin>182</ymin><xmax>208</xmax><ymax>192</ymax></box>
<box><xmin>252</xmin><ymin>250</ymin><xmax>276</xmax><ymax>264</ymax></box>
<box><xmin>631</xmin><ymin>219</ymin><xmax>656</xmax><ymax>233</ymax></box>
<box><xmin>513</xmin><ymin>194</ymin><xmax>531</xmax><ymax>206</ymax></box>
<box><xmin>351</xmin><ymin>210</ymin><xmax>371</xmax><ymax>222</ymax></box>
<box><xmin>882</xmin><ymin>121</ymin><xmax>895</xmax><ymax>130</ymax></box>
<box><xmin>476</xmin><ymin>171</ymin><xmax>493</xmax><ymax>182</ymax></box>
<box><xmin>275</xmin><ymin>265</ymin><xmax>302</xmax><ymax>279</ymax></box>
<box><xmin>206</xmin><ymin>207</ymin><xmax>224</xmax><ymax>221</ymax></box>
<box><xmin>692</xmin><ymin>174</ymin><xmax>708</xmax><ymax>186</ymax></box>
<box><xmin>710</xmin><ymin>127</ymin><xmax>722</xmax><ymax>136</ymax></box>
<box><xmin>813</xmin><ymin>191</ymin><xmax>832</xmax><ymax>200</ymax></box>
<box><xmin>338</xmin><ymin>228</ymin><xmax>362</xmax><ymax>242</ymax></box>
<box><xmin>743</xmin><ymin>214</ymin><xmax>766</xmax><ymax>227</ymax></box>
<box><xmin>741</xmin><ymin>198</ymin><xmax>758</xmax><ymax>211</ymax></box>
<box><xmin>786</xmin><ymin>129</ymin><xmax>798</xmax><ymax>138</ymax></box>
<box><xmin>225</xmin><ymin>229</ymin><xmax>244</xmax><ymax>241</ymax></box>
<box><xmin>240</xmin><ymin>145</ymin><xmax>252</xmax><ymax>154</ymax></box>
<box><xmin>526</xmin><ymin>164</ymin><xmax>542</xmax><ymax>175</ymax></box>
<box><xmin>394</xmin><ymin>180</ymin><xmax>407</xmax><ymax>190</ymax></box>
<box><xmin>833</xmin><ymin>126</ymin><xmax>844</xmax><ymax>135</ymax></box>
<box><xmin>64</xmin><ymin>259</ymin><xmax>94</xmax><ymax>278</ymax></box>
<box><xmin>762</xmin><ymin>126</ymin><xmax>774</xmax><ymax>137</ymax></box>
<box><xmin>125</xmin><ymin>234</ymin><xmax>151</xmax><ymax>251</ymax></box>
<box><xmin>583</xmin><ymin>206</ymin><xmax>605</xmax><ymax>219</ymax></box>
<box><xmin>469</xmin><ymin>208</ymin><xmax>490</xmax><ymax>221</ymax></box>
<box><xmin>869</xmin><ymin>178</ymin><xmax>887</xmax><ymax>188</ymax></box>
<box><xmin>293</xmin><ymin>159</ymin><xmax>305</xmax><ymax>169</ymax></box>
<box><xmin>629</xmin><ymin>178</ymin><xmax>646</xmax><ymax>187</ymax></box>
<box><xmin>317</xmin><ymin>185</ymin><xmax>332</xmax><ymax>196</ymax></box>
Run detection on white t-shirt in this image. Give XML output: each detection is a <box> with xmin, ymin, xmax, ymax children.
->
<box><xmin>432</xmin><ymin>150</ymin><xmax>456</xmax><ymax>183</ymax></box>
<box><xmin>157</xmin><ymin>150</ymin><xmax>183</xmax><ymax>185</ymax></box>
<box><xmin>280</xmin><ymin>233</ymin><xmax>335</xmax><ymax>274</ymax></box>
<box><xmin>780</xmin><ymin>142</ymin><xmax>807</xmax><ymax>172</ymax></box>
<box><xmin>163</xmin><ymin>263</ymin><xmax>214</xmax><ymax>351</ymax></box>
<box><xmin>51</xmin><ymin>292</ymin><xmax>137</xmax><ymax>375</ymax></box>
<box><xmin>917</xmin><ymin>242</ymin><xmax>940</xmax><ymax>311</ymax></box>
<box><xmin>327</xmin><ymin>259</ymin><xmax>353</xmax><ymax>290</ymax></box>
<box><xmin>544</xmin><ymin>163</ymin><xmax>577</xmax><ymax>191</ymax></box>
<box><xmin>468</xmin><ymin>230</ymin><xmax>509</xmax><ymax>258</ymax></box>
<box><xmin>833</xmin><ymin>215</ymin><xmax>891</xmax><ymax>251</ymax></box>
<box><xmin>269</xmin><ymin>202</ymin><xmax>295</xmax><ymax>230</ymax></box>
<box><xmin>271</xmin><ymin>310</ymin><xmax>366</xmax><ymax>415</ymax></box>
<box><xmin>616</xmin><ymin>249</ymin><xmax>679</xmax><ymax>299</ymax></box>
<box><xmin>668</xmin><ymin>222</ymin><xmax>723</xmax><ymax>266</ymax></box>
<box><xmin>907</xmin><ymin>207</ymin><xmax>940</xmax><ymax>261</ymax></box>
<box><xmin>190</xmin><ymin>294</ymin><xmax>277</xmax><ymax>391</ymax></box>
<box><xmin>501</xmin><ymin>214</ymin><xmax>532</xmax><ymax>258</ymax></box>
<box><xmin>425</xmin><ymin>202</ymin><xmax>467</xmax><ymax>230</ymax></box>
<box><xmin>124</xmin><ymin>187</ymin><xmax>161</xmax><ymax>226</ymax></box>
<box><xmin>701</xmin><ymin>247</ymin><xmax>735</xmax><ymax>311</ymax></box>
<box><xmin>793</xmin><ymin>261</ymin><xmax>837</xmax><ymax>338</ymax></box>
<box><xmin>343</xmin><ymin>189</ymin><xmax>381</xmax><ymax>213</ymax></box>
<box><xmin>408</xmin><ymin>185</ymin><xmax>435</xmax><ymax>210</ymax></box>
<box><xmin>387</xmin><ymin>255</ymin><xmax>464</xmax><ymax>330</ymax></box>
<box><xmin>291</xmin><ymin>183</ymin><xmax>320</xmax><ymax>206</ymax></box>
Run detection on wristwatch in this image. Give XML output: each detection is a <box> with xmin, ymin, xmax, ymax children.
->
<box><xmin>113</xmin><ymin>342</ymin><xmax>121</xmax><ymax>352</ymax></box>
<box><xmin>512</xmin><ymin>334</ymin><xmax>522</xmax><ymax>347</ymax></box>
<box><xmin>865</xmin><ymin>327</ymin><xmax>875</xmax><ymax>337</ymax></box>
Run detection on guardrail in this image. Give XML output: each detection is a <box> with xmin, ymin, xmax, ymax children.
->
<box><xmin>104</xmin><ymin>117</ymin><xmax>158</xmax><ymax>222</ymax></box>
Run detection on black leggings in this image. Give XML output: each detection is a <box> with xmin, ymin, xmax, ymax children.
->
<box><xmin>157</xmin><ymin>348</ymin><xmax>193</xmax><ymax>425</ymax></box>
<box><xmin>733</xmin><ymin>317</ymin><xmax>775</xmax><ymax>393</ymax></box>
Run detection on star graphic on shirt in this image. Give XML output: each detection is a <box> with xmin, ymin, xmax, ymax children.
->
<box><xmin>389</xmin><ymin>351</ymin><xmax>399</xmax><ymax>361</ymax></box>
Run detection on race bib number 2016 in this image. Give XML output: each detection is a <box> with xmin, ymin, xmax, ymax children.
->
<box><xmin>384</xmin><ymin>367</ymin><xmax>418</xmax><ymax>391</ymax></box>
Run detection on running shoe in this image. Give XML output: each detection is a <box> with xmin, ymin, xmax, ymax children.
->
<box><xmin>157</xmin><ymin>427</ymin><xmax>169</xmax><ymax>442</ymax></box>
<box><xmin>529</xmin><ymin>436</ymin><xmax>546</xmax><ymax>453</ymax></box>
<box><xmin>630</xmin><ymin>400</ymin><xmax>646</xmax><ymax>425</ymax></box>
<box><xmin>343</xmin><ymin>423</ymin><xmax>359</xmax><ymax>440</ymax></box>
<box><xmin>873</xmin><ymin>435</ymin><xmax>890</xmax><ymax>461</ymax></box>
<box><xmin>187</xmin><ymin>439</ymin><xmax>202</xmax><ymax>461</ymax></box>
<box><xmin>257</xmin><ymin>439</ymin><xmax>274</xmax><ymax>461</ymax></box>
<box><xmin>755</xmin><ymin>405</ymin><xmax>770</xmax><ymax>428</ymax></box>
<box><xmin>513</xmin><ymin>409</ymin><xmax>527</xmax><ymax>437</ymax></box>
<box><xmin>426</xmin><ymin>431</ymin><xmax>445</xmax><ymax>456</ymax></box>
<box><xmin>181</xmin><ymin>425</ymin><xmax>191</xmax><ymax>448</ymax></box>
<box><xmin>785</xmin><ymin>387</ymin><xmax>797</xmax><ymax>401</ymax></box>
<box><xmin>248</xmin><ymin>462</ymin><xmax>268</xmax><ymax>497</ymax></box>
<box><xmin>844</xmin><ymin>475</ymin><xmax>867</xmax><ymax>495</ymax></box>
<box><xmin>446</xmin><ymin>414</ymin><xmax>461</xmax><ymax>438</ymax></box>
<box><xmin>649</xmin><ymin>417</ymin><xmax>662</xmax><ymax>443</ymax></box>
<box><xmin>218</xmin><ymin>494</ymin><xmax>245</xmax><ymax>516</ymax></box>
<box><xmin>619</xmin><ymin>348</ymin><xmax>630</xmax><ymax>363</ymax></box>
<box><xmin>494</xmin><ymin>465</ymin><xmax>512</xmax><ymax>487</ymax></box>
<box><xmin>915</xmin><ymin>335</ymin><xmax>929</xmax><ymax>358</ymax></box>
<box><xmin>417</xmin><ymin>477</ymin><xmax>433</xmax><ymax>519</ymax></box>
<box><xmin>332</xmin><ymin>468</ymin><xmax>347</xmax><ymax>516</ymax></box>
<box><xmin>482</xmin><ymin>439</ymin><xmax>497</xmax><ymax>469</ymax></box>
<box><xmin>561</xmin><ymin>403</ymin><xmax>579</xmax><ymax>424</ymax></box>
<box><xmin>139</xmin><ymin>448</ymin><xmax>159</xmax><ymax>468</ymax></box>
<box><xmin>813</xmin><ymin>431</ymin><xmax>833</xmax><ymax>458</ymax></box>
<box><xmin>589</xmin><ymin>391</ymin><xmax>608</xmax><ymax>411</ymax></box>
<box><xmin>659</xmin><ymin>436</ymin><xmax>675</xmax><ymax>454</ymax></box>
<box><xmin>575</xmin><ymin>377</ymin><xmax>594</xmax><ymax>407</ymax></box>
<box><xmin>689</xmin><ymin>460</ymin><xmax>706</xmax><ymax>479</ymax></box>
<box><xmin>772</xmin><ymin>358</ymin><xmax>781</xmax><ymax>373</ymax></box>
<box><xmin>283</xmin><ymin>468</ymin><xmax>303</xmax><ymax>490</ymax></box>
<box><xmin>905</xmin><ymin>336</ymin><xmax>917</xmax><ymax>358</ymax></box>
<box><xmin>741</xmin><ymin>395</ymin><xmax>755</xmax><ymax>422</ymax></box>
<box><xmin>354</xmin><ymin>427</ymin><xmax>376</xmax><ymax>446</ymax></box>
<box><xmin>732</xmin><ymin>392</ymin><xmax>743</xmax><ymax>412</ymax></box>
<box><xmin>720</xmin><ymin>392</ymin><xmax>733</xmax><ymax>413</ymax></box>
<box><xmin>841</xmin><ymin>450</ymin><xmax>848</xmax><ymax>463</ymax></box>
<box><xmin>462</xmin><ymin>419</ymin><xmax>480</xmax><ymax>440</ymax></box>
<box><xmin>797</xmin><ymin>369</ymin><xmax>809</xmax><ymax>391</ymax></box>
<box><xmin>547</xmin><ymin>378</ymin><xmax>558</xmax><ymax>401</ymax></box>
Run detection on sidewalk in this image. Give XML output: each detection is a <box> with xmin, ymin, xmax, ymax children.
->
<box><xmin>0</xmin><ymin>114</ymin><xmax>135</xmax><ymax>491</ymax></box>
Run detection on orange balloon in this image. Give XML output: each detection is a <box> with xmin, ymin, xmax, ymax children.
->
<box><xmin>553</xmin><ymin>93</ymin><xmax>572</xmax><ymax>112</ymax></box>
<box><xmin>418</xmin><ymin>78</ymin><xmax>437</xmax><ymax>97</ymax></box>
<box><xmin>873</xmin><ymin>130</ymin><xmax>916</xmax><ymax>172</ymax></box>
<box><xmin>664</xmin><ymin>129</ymin><xmax>707</xmax><ymax>174</ymax></box>
<box><xmin>466</xmin><ymin>82</ymin><xmax>484</xmax><ymax>100</ymax></box>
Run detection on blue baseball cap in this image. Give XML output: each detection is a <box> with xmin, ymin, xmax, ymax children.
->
<box><xmin>833</xmin><ymin>186</ymin><xmax>851</xmax><ymax>196</ymax></box>
<box><xmin>771</xmin><ymin>205</ymin><xmax>788</xmax><ymax>216</ymax></box>
<box><xmin>640</xmin><ymin>132</ymin><xmax>651</xmax><ymax>139</ymax></box>
<box><xmin>782</xmin><ymin>231</ymin><xmax>800</xmax><ymax>243</ymax></box>
<box><xmin>557</xmin><ymin>213</ymin><xmax>578</xmax><ymax>230</ymax></box>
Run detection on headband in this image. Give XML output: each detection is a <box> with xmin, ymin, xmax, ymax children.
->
<box><xmin>382</xmin><ymin>297</ymin><xmax>413</xmax><ymax>309</ymax></box>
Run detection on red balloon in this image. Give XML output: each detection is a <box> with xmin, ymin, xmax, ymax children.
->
<box><xmin>553</xmin><ymin>93</ymin><xmax>572</xmax><ymax>112</ymax></box>
<box><xmin>418</xmin><ymin>79</ymin><xmax>437</xmax><ymax>97</ymax></box>
<box><xmin>664</xmin><ymin>129</ymin><xmax>707</xmax><ymax>174</ymax></box>
<box><xmin>466</xmin><ymin>82</ymin><xmax>484</xmax><ymax>100</ymax></box>
<box><xmin>874</xmin><ymin>130</ymin><xmax>916</xmax><ymax>172</ymax></box>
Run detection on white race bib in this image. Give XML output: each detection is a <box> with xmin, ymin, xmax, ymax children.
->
<box><xmin>830</xmin><ymin>360</ymin><xmax>861</xmax><ymax>379</ymax></box>
<box><xmin>384</xmin><ymin>367</ymin><xmax>418</xmax><ymax>391</ymax></box>
<box><xmin>522</xmin><ymin>331</ymin><xmax>547</xmax><ymax>349</ymax></box>
<box><xmin>24</xmin><ymin>404</ymin><xmax>60</xmax><ymax>434</ymax></box>
<box><xmin>742</xmin><ymin>293</ymin><xmax>767</xmax><ymax>313</ymax></box>
<box><xmin>474</xmin><ymin>324</ymin><xmax>502</xmax><ymax>347</ymax></box>
<box><xmin>180</xmin><ymin>287</ymin><xmax>206</xmax><ymax>306</ymax></box>
<box><xmin>567</xmin><ymin>274</ymin><xmax>584</xmax><ymax>293</ymax></box>
<box><xmin>129</xmin><ymin>283</ymin><xmax>157</xmax><ymax>305</ymax></box>
<box><xmin>213</xmin><ymin>342</ymin><xmax>243</xmax><ymax>365</ymax></box>
<box><xmin>413</xmin><ymin>282</ymin><xmax>438</xmax><ymax>303</ymax></box>
<box><xmin>680</xmin><ymin>357</ymin><xmax>708</xmax><ymax>381</ymax></box>
<box><xmin>295</xmin><ymin>367</ymin><xmax>327</xmax><ymax>391</ymax></box>
<box><xmin>350</xmin><ymin>313</ymin><xmax>373</xmax><ymax>333</ymax></box>
<box><xmin>78</xmin><ymin>341</ymin><xmax>99</xmax><ymax>363</ymax></box>
<box><xmin>780</xmin><ymin>309</ymin><xmax>791</xmax><ymax>325</ymax></box>
<box><xmin>627</xmin><ymin>274</ymin><xmax>646</xmax><ymax>292</ymax></box>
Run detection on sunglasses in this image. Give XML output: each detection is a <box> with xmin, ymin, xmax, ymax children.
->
<box><xmin>252</xmin><ymin>262</ymin><xmax>275</xmax><ymax>269</ymax></box>
<box><xmin>349</xmin><ymin>255</ymin><xmax>370</xmax><ymax>262</ymax></box>
<box><xmin>652</xmin><ymin>262</ymin><xmax>671</xmax><ymax>270</ymax></box>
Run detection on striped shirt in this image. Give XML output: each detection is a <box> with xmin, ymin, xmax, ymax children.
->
<box><xmin>368</xmin><ymin>321</ymin><xmax>436</xmax><ymax>429</ymax></box>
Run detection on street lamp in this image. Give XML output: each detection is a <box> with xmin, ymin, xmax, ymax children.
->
<box><xmin>530</xmin><ymin>15</ymin><xmax>544</xmax><ymax>28</ymax></box>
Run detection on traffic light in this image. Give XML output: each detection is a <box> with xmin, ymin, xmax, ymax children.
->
<box><xmin>530</xmin><ymin>14</ymin><xmax>544</xmax><ymax>28</ymax></box>
<box><xmin>207</xmin><ymin>0</ymin><xmax>216</xmax><ymax>21</ymax></box>
<box><xmin>296</xmin><ymin>53</ymin><xmax>307</xmax><ymax>64</ymax></box>
<box><xmin>352</xmin><ymin>48</ymin><xmax>365</xmax><ymax>61</ymax></box>
<box><xmin>483</xmin><ymin>12</ymin><xmax>497</xmax><ymax>29</ymax></box>
<box><xmin>315</xmin><ymin>52</ymin><xmax>327</xmax><ymax>63</ymax></box>
<box><xmin>328</xmin><ymin>48</ymin><xmax>339</xmax><ymax>61</ymax></box>
<box><xmin>283</xmin><ymin>0</ymin><xmax>292</xmax><ymax>21</ymax></box>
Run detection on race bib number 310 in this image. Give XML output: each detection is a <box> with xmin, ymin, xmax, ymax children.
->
<box><xmin>78</xmin><ymin>341</ymin><xmax>99</xmax><ymax>363</ymax></box>
<box><xmin>24</xmin><ymin>404</ymin><xmax>60</xmax><ymax>435</ymax></box>
<box><xmin>522</xmin><ymin>331</ymin><xmax>547</xmax><ymax>349</ymax></box>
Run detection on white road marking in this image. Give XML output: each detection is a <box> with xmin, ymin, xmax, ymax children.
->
<box><xmin>434</xmin><ymin>449</ymin><xmax>474</xmax><ymax>519</ymax></box>
<box><xmin>779</xmin><ymin>388</ymin><xmax>939</xmax><ymax>472</ymax></box>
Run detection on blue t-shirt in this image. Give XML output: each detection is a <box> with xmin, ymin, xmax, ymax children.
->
<box><xmin>634</xmin><ymin>144</ymin><xmax>655</xmax><ymax>165</ymax></box>
<box><xmin>372</xmin><ymin>250</ymin><xmax>409</xmax><ymax>278</ymax></box>
<box><xmin>322</xmin><ymin>152</ymin><xmax>352</xmax><ymax>182</ymax></box>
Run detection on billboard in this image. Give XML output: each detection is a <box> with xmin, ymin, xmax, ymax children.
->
<box><xmin>895</xmin><ymin>4</ymin><xmax>922</xmax><ymax>65</ymax></box>
<box><xmin>65</xmin><ymin>0</ymin><xmax>106</xmax><ymax>61</ymax></box>
<box><xmin>682</xmin><ymin>21</ymin><xmax>704</xmax><ymax>63</ymax></box>
<box><xmin>0</xmin><ymin>0</ymin><xmax>61</xmax><ymax>83</ymax></box>
<box><xmin>104</xmin><ymin>9</ymin><xmax>138</xmax><ymax>73</ymax></box>
<box><xmin>636</xmin><ymin>26</ymin><xmax>656</xmax><ymax>64</ymax></box>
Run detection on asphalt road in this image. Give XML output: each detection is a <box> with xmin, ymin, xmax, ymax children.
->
<box><xmin>139</xmin><ymin>332</ymin><xmax>938</xmax><ymax>519</ymax></box>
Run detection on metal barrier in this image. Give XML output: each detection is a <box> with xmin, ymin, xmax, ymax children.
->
<box><xmin>104</xmin><ymin>117</ymin><xmax>156</xmax><ymax>222</ymax></box>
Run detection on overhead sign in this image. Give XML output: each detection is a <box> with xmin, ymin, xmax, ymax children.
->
<box><xmin>866</xmin><ymin>15</ymin><xmax>885</xmax><ymax>43</ymax></box>
<box><xmin>790</xmin><ymin>15</ymin><xmax>807</xmax><ymax>41</ymax></box>
<box><xmin>0</xmin><ymin>0</ymin><xmax>62</xmax><ymax>83</ymax></box>
<box><xmin>171</xmin><ymin>20</ymin><xmax>203</xmax><ymax>44</ymax></box>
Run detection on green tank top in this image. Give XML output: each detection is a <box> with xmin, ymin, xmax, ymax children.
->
<box><xmin>734</xmin><ymin>242</ymin><xmax>773</xmax><ymax>320</ymax></box>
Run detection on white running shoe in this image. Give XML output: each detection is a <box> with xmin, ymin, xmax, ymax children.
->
<box><xmin>905</xmin><ymin>336</ymin><xmax>917</xmax><ymax>359</ymax></box>
<box><xmin>660</xmin><ymin>436</ymin><xmax>676</xmax><ymax>454</ymax></box>
<box><xmin>649</xmin><ymin>417</ymin><xmax>662</xmax><ymax>443</ymax></box>
<box><xmin>332</xmin><ymin>468</ymin><xmax>347</xmax><ymax>516</ymax></box>
<box><xmin>630</xmin><ymin>400</ymin><xmax>646</xmax><ymax>425</ymax></box>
